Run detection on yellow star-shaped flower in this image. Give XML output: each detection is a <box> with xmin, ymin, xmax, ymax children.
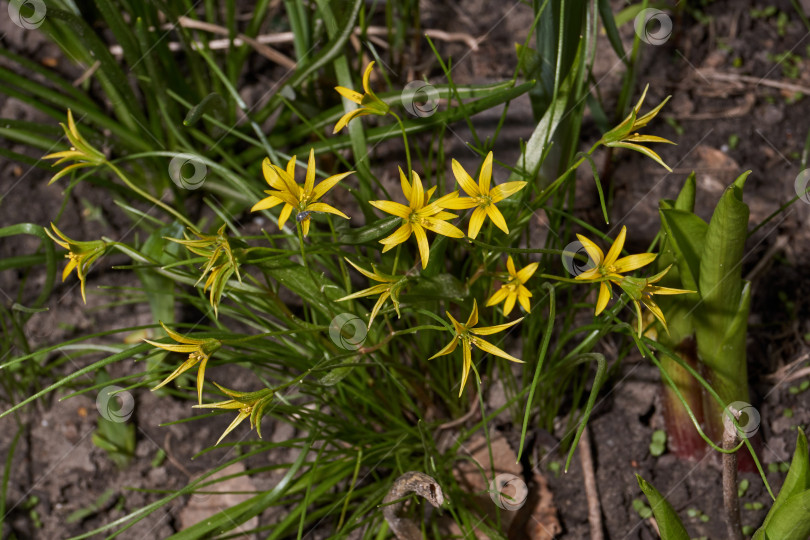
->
<box><xmin>617</xmin><ymin>266</ymin><xmax>694</xmax><ymax>336</ymax></box>
<box><xmin>144</xmin><ymin>322</ymin><xmax>222</xmax><ymax>405</ymax></box>
<box><xmin>44</xmin><ymin>223</ymin><xmax>107</xmax><ymax>304</ymax></box>
<box><xmin>333</xmin><ymin>61</ymin><xmax>390</xmax><ymax>133</ymax></box>
<box><xmin>192</xmin><ymin>383</ymin><xmax>274</xmax><ymax>444</ymax></box>
<box><xmin>43</xmin><ymin>109</ymin><xmax>106</xmax><ymax>184</ymax></box>
<box><xmin>574</xmin><ymin>226</ymin><xmax>657</xmax><ymax>316</ymax></box>
<box><xmin>442</xmin><ymin>151</ymin><xmax>527</xmax><ymax>239</ymax></box>
<box><xmin>337</xmin><ymin>258</ymin><xmax>407</xmax><ymax>328</ymax></box>
<box><xmin>599</xmin><ymin>85</ymin><xmax>675</xmax><ymax>171</ymax></box>
<box><xmin>251</xmin><ymin>149</ymin><xmax>353</xmax><ymax>236</ymax></box>
<box><xmin>430</xmin><ymin>299</ymin><xmax>523</xmax><ymax>397</ymax></box>
<box><xmin>369</xmin><ymin>168</ymin><xmax>464</xmax><ymax>269</ymax></box>
<box><xmin>486</xmin><ymin>256</ymin><xmax>539</xmax><ymax>316</ymax></box>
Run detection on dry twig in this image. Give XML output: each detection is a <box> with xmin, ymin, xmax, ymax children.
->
<box><xmin>579</xmin><ymin>426</ymin><xmax>604</xmax><ymax>540</ymax></box>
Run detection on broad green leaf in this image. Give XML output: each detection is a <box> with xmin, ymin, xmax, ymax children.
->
<box><xmin>636</xmin><ymin>475</ymin><xmax>690</xmax><ymax>540</ymax></box>
<box><xmin>529</xmin><ymin>0</ymin><xmax>586</xmax><ymax>119</ymax></box>
<box><xmin>695</xmin><ymin>172</ymin><xmax>750</xmax><ymax>366</ymax></box>
<box><xmin>319</xmin><ymin>365</ymin><xmax>355</xmax><ymax>386</ymax></box>
<box><xmin>133</xmin><ymin>223</ymin><xmax>184</xmax><ymax>324</ymax></box>
<box><xmin>336</xmin><ymin>216</ymin><xmax>400</xmax><ymax>245</ymax></box>
<box><xmin>509</xmin><ymin>79</ymin><xmax>572</xmax><ymax>186</ymax></box>
<box><xmin>757</xmin><ymin>488</ymin><xmax>810</xmax><ymax>540</ymax></box>
<box><xmin>405</xmin><ymin>274</ymin><xmax>467</xmax><ymax>303</ymax></box>
<box><xmin>658</xmin><ymin>208</ymin><xmax>707</xmax><ymax>293</ymax></box>
<box><xmin>264</xmin><ymin>263</ymin><xmax>346</xmax><ymax>318</ymax></box>
<box><xmin>761</xmin><ymin>428</ymin><xmax>809</xmax><ymax>530</ymax></box>
<box><xmin>674</xmin><ymin>171</ymin><xmax>697</xmax><ymax>212</ymax></box>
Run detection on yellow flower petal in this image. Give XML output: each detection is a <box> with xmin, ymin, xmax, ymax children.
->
<box><xmin>421</xmin><ymin>217</ymin><xmax>464</xmax><ymax>239</ymax></box>
<box><xmin>604</xmin><ymin>226</ymin><xmax>627</xmax><ymax>266</ymax></box>
<box><xmin>333</xmin><ymin>108</ymin><xmax>371</xmax><ymax>133</ymax></box>
<box><xmin>502</xmin><ymin>292</ymin><xmax>517</xmax><ymax>316</ymax></box>
<box><xmin>410</xmin><ymin>171</ymin><xmax>425</xmax><ymax>210</ymax></box>
<box><xmin>251</xmin><ymin>195</ymin><xmax>284</xmax><ymax>212</ymax></box>
<box><xmin>613</xmin><ymin>252</ymin><xmax>657</xmax><ymax>274</ymax></box>
<box><xmin>458</xmin><ymin>342</ymin><xmax>473</xmax><ymax>397</ymax></box>
<box><xmin>306</xmin><ymin>202</ymin><xmax>350</xmax><ymax>220</ymax></box>
<box><xmin>311</xmin><ymin>171</ymin><xmax>353</xmax><ymax>202</ymax></box>
<box><xmin>451</xmin><ymin>159</ymin><xmax>480</xmax><ymax>197</ymax></box>
<box><xmin>489</xmin><ymin>181</ymin><xmax>527</xmax><ymax>203</ymax></box>
<box><xmin>413</xmin><ymin>225</ymin><xmax>430</xmax><ymax>268</ymax></box>
<box><xmin>380</xmin><ymin>223</ymin><xmax>412</xmax><ymax>248</ymax></box>
<box><xmin>467</xmin><ymin>207</ymin><xmax>487</xmax><ymax>239</ymax></box>
<box><xmin>216</xmin><ymin>409</ymin><xmax>251</xmax><ymax>445</ymax></box>
<box><xmin>466</xmin><ymin>299</ymin><xmax>479</xmax><ymax>327</ymax></box>
<box><xmin>575</xmin><ymin>234</ymin><xmax>604</xmax><ymax>268</ymax></box>
<box><xmin>335</xmin><ymin>86</ymin><xmax>363</xmax><ymax>104</ymax></box>
<box><xmin>470</xmin><ymin>317</ymin><xmax>523</xmax><ymax>336</ymax></box>
<box><xmin>429</xmin><ymin>336</ymin><xmax>459</xmax><ymax>359</ymax></box>
<box><xmin>196</xmin><ymin>357</ymin><xmax>208</xmax><ymax>405</ymax></box>
<box><xmin>486</xmin><ymin>286</ymin><xmax>509</xmax><ymax>307</ymax></box>
<box><xmin>370</xmin><ymin>200</ymin><xmax>411</xmax><ymax>219</ymax></box>
<box><xmin>485</xmin><ymin>205</ymin><xmax>509</xmax><ymax>234</ymax></box>
<box><xmin>398</xmin><ymin>167</ymin><xmax>412</xmax><ymax>202</ymax></box>
<box><xmin>517</xmin><ymin>262</ymin><xmax>539</xmax><ymax>283</ymax></box>
<box><xmin>478</xmin><ymin>151</ymin><xmax>493</xmax><ymax>194</ymax></box>
<box><xmin>517</xmin><ymin>290</ymin><xmax>532</xmax><ymax>313</ymax></box>
<box><xmin>441</xmin><ymin>196</ymin><xmax>478</xmax><ymax>210</ymax></box>
<box><xmin>506</xmin><ymin>256</ymin><xmax>517</xmax><ymax>276</ymax></box>
<box><xmin>594</xmin><ymin>282</ymin><xmax>612</xmax><ymax>315</ymax></box>
<box><xmin>304</xmin><ymin>148</ymin><xmax>316</xmax><ymax>196</ymax></box>
<box><xmin>62</xmin><ymin>258</ymin><xmax>77</xmax><ymax>282</ymax></box>
<box><xmin>475</xmin><ymin>338</ymin><xmax>523</xmax><ymax>363</ymax></box>
<box><xmin>362</xmin><ymin>61</ymin><xmax>375</xmax><ymax>94</ymax></box>
<box><xmin>344</xmin><ymin>258</ymin><xmax>385</xmax><ymax>282</ymax></box>
<box><xmin>278</xmin><ymin>203</ymin><xmax>294</xmax><ymax>229</ymax></box>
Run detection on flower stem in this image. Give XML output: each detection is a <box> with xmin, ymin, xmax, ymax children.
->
<box><xmin>390</xmin><ymin>111</ymin><xmax>412</xmax><ymax>178</ymax></box>
<box><xmin>106</xmin><ymin>161</ymin><xmax>195</xmax><ymax>229</ymax></box>
<box><xmin>528</xmin><ymin>142</ymin><xmax>600</xmax><ymax>209</ymax></box>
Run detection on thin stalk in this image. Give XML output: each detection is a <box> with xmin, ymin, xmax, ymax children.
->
<box><xmin>390</xmin><ymin>111</ymin><xmax>412</xmax><ymax>177</ymax></box>
<box><xmin>105</xmin><ymin>162</ymin><xmax>194</xmax><ymax>229</ymax></box>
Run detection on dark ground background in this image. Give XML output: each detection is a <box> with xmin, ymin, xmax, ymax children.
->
<box><xmin>1</xmin><ymin>0</ymin><xmax>810</xmax><ymax>538</ymax></box>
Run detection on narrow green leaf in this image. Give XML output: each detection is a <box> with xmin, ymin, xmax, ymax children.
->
<box><xmin>598</xmin><ymin>0</ymin><xmax>627</xmax><ymax>62</ymax></box>
<box><xmin>165</xmin><ymin>434</ymin><xmax>315</xmax><ymax>539</ymax></box>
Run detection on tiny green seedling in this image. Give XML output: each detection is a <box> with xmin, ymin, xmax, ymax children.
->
<box><xmin>632</xmin><ymin>498</ymin><xmax>652</xmax><ymax>519</ymax></box>
<box><xmin>737</xmin><ymin>478</ymin><xmax>749</xmax><ymax>498</ymax></box>
<box><xmin>649</xmin><ymin>429</ymin><xmax>667</xmax><ymax>457</ymax></box>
